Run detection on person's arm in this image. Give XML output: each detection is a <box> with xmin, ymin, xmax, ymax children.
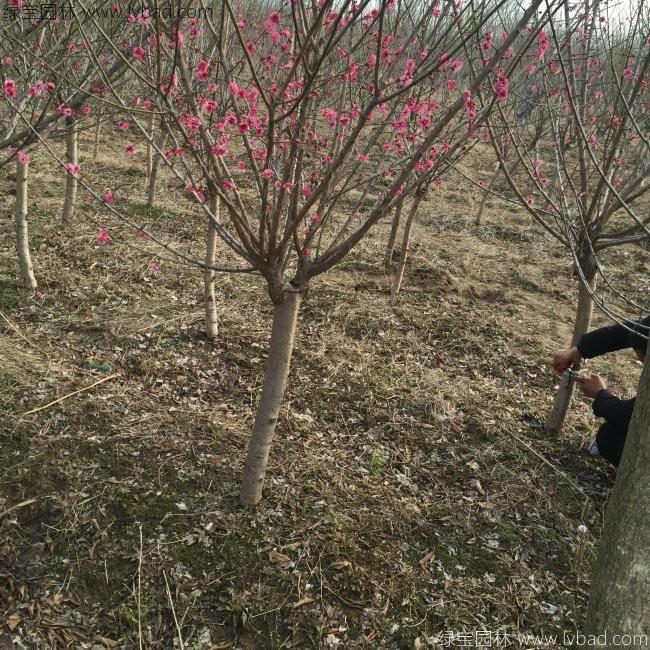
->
<box><xmin>577</xmin><ymin>316</ymin><xmax>650</xmax><ymax>359</ymax></box>
<box><xmin>592</xmin><ymin>390</ymin><xmax>636</xmax><ymax>425</ymax></box>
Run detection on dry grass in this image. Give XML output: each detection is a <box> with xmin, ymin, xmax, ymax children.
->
<box><xmin>0</xmin><ymin>130</ymin><xmax>648</xmax><ymax>649</ymax></box>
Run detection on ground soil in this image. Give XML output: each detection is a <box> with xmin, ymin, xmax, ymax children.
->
<box><xmin>1</xmin><ymin>133</ymin><xmax>648</xmax><ymax>649</ymax></box>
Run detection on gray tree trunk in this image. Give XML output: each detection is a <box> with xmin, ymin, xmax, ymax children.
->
<box><xmin>147</xmin><ymin>125</ymin><xmax>169</xmax><ymax>208</ymax></box>
<box><xmin>15</xmin><ymin>158</ymin><xmax>37</xmax><ymax>291</ymax></box>
<box><xmin>585</xmin><ymin>356</ymin><xmax>650</xmax><ymax>639</ymax></box>
<box><xmin>239</xmin><ymin>290</ymin><xmax>303</xmax><ymax>505</ymax></box>
<box><xmin>145</xmin><ymin>112</ymin><xmax>155</xmax><ymax>182</ymax></box>
<box><xmin>204</xmin><ymin>194</ymin><xmax>220</xmax><ymax>340</ymax></box>
<box><xmin>62</xmin><ymin>117</ymin><xmax>78</xmax><ymax>225</ymax></box>
<box><xmin>92</xmin><ymin>107</ymin><xmax>102</xmax><ymax>162</ymax></box>
<box><xmin>390</xmin><ymin>191</ymin><xmax>425</xmax><ymax>305</ymax></box>
<box><xmin>545</xmin><ymin>271</ymin><xmax>596</xmax><ymax>434</ymax></box>
<box><xmin>384</xmin><ymin>197</ymin><xmax>405</xmax><ymax>268</ymax></box>
<box><xmin>475</xmin><ymin>162</ymin><xmax>500</xmax><ymax>226</ymax></box>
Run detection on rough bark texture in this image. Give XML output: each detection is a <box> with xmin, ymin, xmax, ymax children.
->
<box><xmin>15</xmin><ymin>158</ymin><xmax>37</xmax><ymax>291</ymax></box>
<box><xmin>204</xmin><ymin>195</ymin><xmax>220</xmax><ymax>340</ymax></box>
<box><xmin>585</xmin><ymin>357</ymin><xmax>650</xmax><ymax>641</ymax></box>
<box><xmin>384</xmin><ymin>197</ymin><xmax>404</xmax><ymax>268</ymax></box>
<box><xmin>390</xmin><ymin>192</ymin><xmax>425</xmax><ymax>304</ymax></box>
<box><xmin>240</xmin><ymin>290</ymin><xmax>303</xmax><ymax>505</ymax></box>
<box><xmin>62</xmin><ymin>118</ymin><xmax>78</xmax><ymax>225</ymax></box>
<box><xmin>545</xmin><ymin>272</ymin><xmax>596</xmax><ymax>434</ymax></box>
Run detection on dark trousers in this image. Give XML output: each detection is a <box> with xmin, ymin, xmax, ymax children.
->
<box><xmin>595</xmin><ymin>421</ymin><xmax>627</xmax><ymax>467</ymax></box>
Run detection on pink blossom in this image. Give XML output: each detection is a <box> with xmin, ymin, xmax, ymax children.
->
<box><xmin>210</xmin><ymin>143</ymin><xmax>228</xmax><ymax>157</ymax></box>
<box><xmin>302</xmin><ymin>247</ymin><xmax>312</xmax><ymax>257</ymax></box>
<box><xmin>445</xmin><ymin>78</ymin><xmax>457</xmax><ymax>91</ymax></box>
<box><xmin>117</xmin><ymin>121</ymin><xmax>130</xmax><ymax>131</ymax></box>
<box><xmin>194</xmin><ymin>59</ymin><xmax>209</xmax><ymax>80</ymax></box>
<box><xmin>222</xmin><ymin>179</ymin><xmax>235</xmax><ymax>191</ymax></box>
<box><xmin>17</xmin><ymin>151</ymin><xmax>30</xmax><ymax>165</ymax></box>
<box><xmin>4</xmin><ymin>79</ymin><xmax>16</xmax><ymax>98</ymax></box>
<box><xmin>202</xmin><ymin>99</ymin><xmax>218</xmax><ymax>114</ymax></box>
<box><xmin>622</xmin><ymin>67</ymin><xmax>634</xmax><ymax>79</ymax></box>
<box><xmin>132</xmin><ymin>46</ymin><xmax>145</xmax><ymax>61</ymax></box>
<box><xmin>65</xmin><ymin>163</ymin><xmax>80</xmax><ymax>176</ymax></box>
<box><xmin>96</xmin><ymin>228</ymin><xmax>111</xmax><ymax>245</ymax></box>
<box><xmin>358</xmin><ymin>153</ymin><xmax>368</xmax><ymax>162</ymax></box>
<box><xmin>261</xmin><ymin>168</ymin><xmax>274</xmax><ymax>180</ymax></box>
<box><xmin>149</xmin><ymin>260</ymin><xmax>160</xmax><ymax>275</ymax></box>
<box><xmin>125</xmin><ymin>144</ymin><xmax>136</xmax><ymax>156</ymax></box>
<box><xmin>102</xmin><ymin>190</ymin><xmax>115</xmax><ymax>205</ymax></box>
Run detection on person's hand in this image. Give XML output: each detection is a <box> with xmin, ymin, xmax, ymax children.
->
<box><xmin>576</xmin><ymin>373</ymin><xmax>606</xmax><ymax>399</ymax></box>
<box><xmin>552</xmin><ymin>346</ymin><xmax>580</xmax><ymax>374</ymax></box>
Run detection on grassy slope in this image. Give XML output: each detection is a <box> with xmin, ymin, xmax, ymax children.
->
<box><xmin>0</xmin><ymin>134</ymin><xmax>647</xmax><ymax>649</ymax></box>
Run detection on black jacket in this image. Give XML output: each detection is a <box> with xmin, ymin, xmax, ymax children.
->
<box><xmin>577</xmin><ymin>315</ymin><xmax>649</xmax><ymax>427</ymax></box>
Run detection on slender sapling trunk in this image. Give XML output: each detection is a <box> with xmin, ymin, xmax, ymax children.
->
<box><xmin>545</xmin><ymin>268</ymin><xmax>596</xmax><ymax>434</ymax></box>
<box><xmin>15</xmin><ymin>157</ymin><xmax>37</xmax><ymax>291</ymax></box>
<box><xmin>384</xmin><ymin>196</ymin><xmax>405</xmax><ymax>269</ymax></box>
<box><xmin>92</xmin><ymin>107</ymin><xmax>103</xmax><ymax>162</ymax></box>
<box><xmin>147</xmin><ymin>124</ymin><xmax>169</xmax><ymax>208</ymax></box>
<box><xmin>62</xmin><ymin>117</ymin><xmax>78</xmax><ymax>225</ymax></box>
<box><xmin>391</xmin><ymin>191</ymin><xmax>425</xmax><ymax>304</ymax></box>
<box><xmin>204</xmin><ymin>193</ymin><xmax>220</xmax><ymax>340</ymax></box>
<box><xmin>240</xmin><ymin>289</ymin><xmax>303</xmax><ymax>505</ymax></box>
<box><xmin>475</xmin><ymin>162</ymin><xmax>500</xmax><ymax>226</ymax></box>
<box><xmin>145</xmin><ymin>112</ymin><xmax>155</xmax><ymax>182</ymax></box>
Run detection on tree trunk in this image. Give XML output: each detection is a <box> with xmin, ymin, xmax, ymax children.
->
<box><xmin>545</xmin><ymin>271</ymin><xmax>596</xmax><ymax>434</ymax></box>
<box><xmin>62</xmin><ymin>117</ymin><xmax>78</xmax><ymax>225</ymax></box>
<box><xmin>15</xmin><ymin>158</ymin><xmax>37</xmax><ymax>291</ymax></box>
<box><xmin>145</xmin><ymin>112</ymin><xmax>155</xmax><ymax>182</ymax></box>
<box><xmin>204</xmin><ymin>194</ymin><xmax>220</xmax><ymax>340</ymax></box>
<box><xmin>92</xmin><ymin>107</ymin><xmax>102</xmax><ymax>162</ymax></box>
<box><xmin>585</xmin><ymin>356</ymin><xmax>650</xmax><ymax>639</ymax></box>
<box><xmin>147</xmin><ymin>125</ymin><xmax>169</xmax><ymax>208</ymax></box>
<box><xmin>384</xmin><ymin>197</ymin><xmax>404</xmax><ymax>269</ymax></box>
<box><xmin>239</xmin><ymin>290</ymin><xmax>303</xmax><ymax>505</ymax></box>
<box><xmin>475</xmin><ymin>162</ymin><xmax>500</xmax><ymax>226</ymax></box>
<box><xmin>390</xmin><ymin>192</ymin><xmax>425</xmax><ymax>305</ymax></box>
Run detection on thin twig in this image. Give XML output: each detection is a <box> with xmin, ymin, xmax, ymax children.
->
<box><xmin>0</xmin><ymin>310</ymin><xmax>33</xmax><ymax>347</ymax></box>
<box><xmin>163</xmin><ymin>570</ymin><xmax>185</xmax><ymax>650</ymax></box>
<box><xmin>137</xmin><ymin>525</ymin><xmax>144</xmax><ymax>650</ymax></box>
<box><xmin>22</xmin><ymin>374</ymin><xmax>120</xmax><ymax>416</ymax></box>
<box><xmin>0</xmin><ymin>498</ymin><xmax>38</xmax><ymax>519</ymax></box>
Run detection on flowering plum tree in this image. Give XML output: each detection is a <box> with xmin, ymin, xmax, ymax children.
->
<box><xmin>0</xmin><ymin>3</ymin><xmax>140</xmax><ymax>288</ymax></box>
<box><xmin>482</xmin><ymin>0</ymin><xmax>650</xmax><ymax>433</ymax></box>
<box><xmin>4</xmin><ymin>0</ymin><xmax>555</xmax><ymax>503</ymax></box>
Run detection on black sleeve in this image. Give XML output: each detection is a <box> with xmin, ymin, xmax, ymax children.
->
<box><xmin>592</xmin><ymin>389</ymin><xmax>636</xmax><ymax>425</ymax></box>
<box><xmin>577</xmin><ymin>316</ymin><xmax>650</xmax><ymax>359</ymax></box>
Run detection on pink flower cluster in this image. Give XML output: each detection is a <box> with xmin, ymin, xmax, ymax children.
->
<box><xmin>536</xmin><ymin>31</ymin><xmax>550</xmax><ymax>60</ymax></box>
<box><xmin>495</xmin><ymin>70</ymin><xmax>509</xmax><ymax>102</ymax></box>
<box><xmin>4</xmin><ymin>79</ymin><xmax>16</xmax><ymax>98</ymax></box>
<box><xmin>194</xmin><ymin>59</ymin><xmax>210</xmax><ymax>80</ymax></box>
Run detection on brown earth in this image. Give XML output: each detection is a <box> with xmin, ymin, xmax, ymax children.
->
<box><xmin>0</xmin><ymin>133</ymin><xmax>648</xmax><ymax>649</ymax></box>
